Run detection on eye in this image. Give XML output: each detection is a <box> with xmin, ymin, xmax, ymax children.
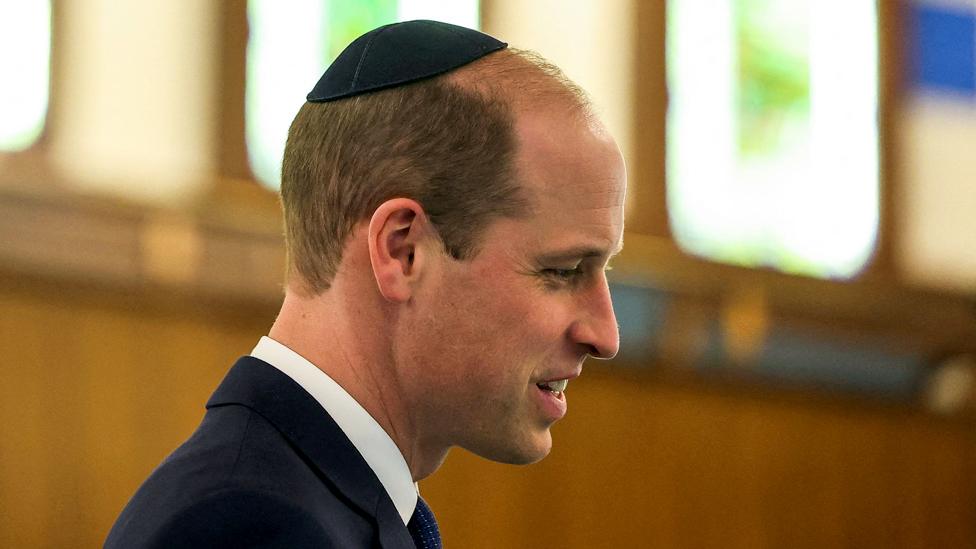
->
<box><xmin>541</xmin><ymin>266</ymin><xmax>584</xmax><ymax>281</ymax></box>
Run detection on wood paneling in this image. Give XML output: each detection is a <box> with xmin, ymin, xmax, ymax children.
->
<box><xmin>424</xmin><ymin>371</ymin><xmax>976</xmax><ymax>548</ymax></box>
<box><xmin>0</xmin><ymin>275</ymin><xmax>275</xmax><ymax>547</ymax></box>
<box><xmin>1</xmin><ymin>272</ymin><xmax>974</xmax><ymax>548</ymax></box>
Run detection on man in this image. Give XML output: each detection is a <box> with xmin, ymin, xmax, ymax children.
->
<box><xmin>106</xmin><ymin>19</ymin><xmax>625</xmax><ymax>548</ymax></box>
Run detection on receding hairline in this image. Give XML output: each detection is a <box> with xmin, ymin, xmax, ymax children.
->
<box><xmin>443</xmin><ymin>47</ymin><xmax>596</xmax><ymax>121</ymax></box>
<box><xmin>447</xmin><ymin>47</ymin><xmax>605</xmax><ymax>194</ymax></box>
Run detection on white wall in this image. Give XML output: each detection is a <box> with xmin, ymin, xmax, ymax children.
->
<box><xmin>898</xmin><ymin>95</ymin><xmax>976</xmax><ymax>291</ymax></box>
<box><xmin>51</xmin><ymin>0</ymin><xmax>218</xmax><ymax>204</ymax></box>
<box><xmin>483</xmin><ymin>0</ymin><xmax>636</xmax><ymax>174</ymax></box>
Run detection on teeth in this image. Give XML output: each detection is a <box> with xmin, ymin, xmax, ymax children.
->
<box><xmin>541</xmin><ymin>379</ymin><xmax>569</xmax><ymax>393</ymax></box>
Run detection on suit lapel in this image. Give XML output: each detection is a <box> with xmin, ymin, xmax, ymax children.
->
<box><xmin>206</xmin><ymin>357</ymin><xmax>416</xmax><ymax>548</ymax></box>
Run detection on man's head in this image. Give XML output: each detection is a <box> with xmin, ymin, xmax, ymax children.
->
<box><xmin>277</xmin><ymin>22</ymin><xmax>626</xmax><ymax>470</ymax></box>
<box><xmin>281</xmin><ymin>34</ymin><xmax>600</xmax><ymax>295</ymax></box>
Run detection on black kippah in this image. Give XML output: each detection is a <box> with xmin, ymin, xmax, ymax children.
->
<box><xmin>307</xmin><ymin>19</ymin><xmax>507</xmax><ymax>102</ymax></box>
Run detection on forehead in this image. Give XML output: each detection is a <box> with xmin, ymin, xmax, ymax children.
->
<box><xmin>504</xmin><ymin>106</ymin><xmax>627</xmax><ymax>254</ymax></box>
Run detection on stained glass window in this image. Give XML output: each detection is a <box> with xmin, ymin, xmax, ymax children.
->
<box><xmin>666</xmin><ymin>0</ymin><xmax>879</xmax><ymax>278</ymax></box>
<box><xmin>246</xmin><ymin>0</ymin><xmax>480</xmax><ymax>189</ymax></box>
<box><xmin>0</xmin><ymin>1</ymin><xmax>51</xmax><ymax>151</ymax></box>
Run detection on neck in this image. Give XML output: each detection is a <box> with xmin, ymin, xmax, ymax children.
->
<box><xmin>268</xmin><ymin>285</ymin><xmax>448</xmax><ymax>481</ymax></box>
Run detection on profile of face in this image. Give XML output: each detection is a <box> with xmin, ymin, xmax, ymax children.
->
<box><xmin>401</xmin><ymin>104</ymin><xmax>627</xmax><ymax>465</ymax></box>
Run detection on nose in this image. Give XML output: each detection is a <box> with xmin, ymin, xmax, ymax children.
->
<box><xmin>569</xmin><ymin>275</ymin><xmax>619</xmax><ymax>360</ymax></box>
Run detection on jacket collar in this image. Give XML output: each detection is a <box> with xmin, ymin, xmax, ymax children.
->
<box><xmin>206</xmin><ymin>356</ymin><xmax>415</xmax><ymax>548</ymax></box>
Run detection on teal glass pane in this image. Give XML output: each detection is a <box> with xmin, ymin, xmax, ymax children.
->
<box><xmin>666</xmin><ymin>0</ymin><xmax>879</xmax><ymax>279</ymax></box>
<box><xmin>246</xmin><ymin>0</ymin><xmax>480</xmax><ymax>189</ymax></box>
<box><xmin>0</xmin><ymin>1</ymin><xmax>51</xmax><ymax>151</ymax></box>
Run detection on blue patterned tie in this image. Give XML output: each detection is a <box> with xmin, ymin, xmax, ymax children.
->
<box><xmin>407</xmin><ymin>496</ymin><xmax>442</xmax><ymax>549</ymax></box>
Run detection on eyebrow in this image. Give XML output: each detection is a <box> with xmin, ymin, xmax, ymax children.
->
<box><xmin>536</xmin><ymin>241</ymin><xmax>624</xmax><ymax>264</ymax></box>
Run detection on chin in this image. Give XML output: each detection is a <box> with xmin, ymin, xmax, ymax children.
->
<box><xmin>467</xmin><ymin>431</ymin><xmax>553</xmax><ymax>465</ymax></box>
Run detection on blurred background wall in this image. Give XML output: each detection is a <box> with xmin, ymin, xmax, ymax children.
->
<box><xmin>1</xmin><ymin>0</ymin><xmax>975</xmax><ymax>547</ymax></box>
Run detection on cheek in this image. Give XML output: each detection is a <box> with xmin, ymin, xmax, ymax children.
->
<box><xmin>424</xmin><ymin>284</ymin><xmax>521</xmax><ymax>377</ymax></box>
<box><xmin>427</xmin><ymin>268</ymin><xmax>574</xmax><ymax>376</ymax></box>
<box><xmin>480</xmin><ymin>267</ymin><xmax>575</xmax><ymax>325</ymax></box>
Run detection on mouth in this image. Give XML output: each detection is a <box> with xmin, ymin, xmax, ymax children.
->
<box><xmin>536</xmin><ymin>378</ymin><xmax>569</xmax><ymax>396</ymax></box>
<box><xmin>533</xmin><ymin>378</ymin><xmax>569</xmax><ymax>421</ymax></box>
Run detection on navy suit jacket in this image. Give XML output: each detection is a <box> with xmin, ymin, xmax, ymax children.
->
<box><xmin>105</xmin><ymin>357</ymin><xmax>417</xmax><ymax>548</ymax></box>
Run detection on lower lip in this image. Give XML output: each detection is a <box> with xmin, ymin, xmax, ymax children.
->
<box><xmin>533</xmin><ymin>384</ymin><xmax>568</xmax><ymax>422</ymax></box>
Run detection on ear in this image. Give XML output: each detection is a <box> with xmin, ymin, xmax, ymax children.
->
<box><xmin>367</xmin><ymin>198</ymin><xmax>432</xmax><ymax>302</ymax></box>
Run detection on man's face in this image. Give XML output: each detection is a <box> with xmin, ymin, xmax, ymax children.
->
<box><xmin>401</xmin><ymin>105</ymin><xmax>626</xmax><ymax>464</ymax></box>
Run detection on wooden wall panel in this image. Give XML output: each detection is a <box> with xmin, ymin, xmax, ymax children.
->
<box><xmin>1</xmin><ymin>275</ymin><xmax>974</xmax><ymax>548</ymax></box>
<box><xmin>0</xmin><ymin>277</ymin><xmax>275</xmax><ymax>548</ymax></box>
<box><xmin>424</xmin><ymin>375</ymin><xmax>976</xmax><ymax>549</ymax></box>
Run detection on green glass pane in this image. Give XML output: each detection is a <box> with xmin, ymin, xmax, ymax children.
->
<box><xmin>666</xmin><ymin>0</ymin><xmax>879</xmax><ymax>279</ymax></box>
<box><xmin>323</xmin><ymin>0</ymin><xmax>397</xmax><ymax>61</ymax></box>
<box><xmin>735</xmin><ymin>0</ymin><xmax>810</xmax><ymax>157</ymax></box>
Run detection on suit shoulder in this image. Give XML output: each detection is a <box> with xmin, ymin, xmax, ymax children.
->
<box><xmin>144</xmin><ymin>488</ymin><xmax>337</xmax><ymax>548</ymax></box>
<box><xmin>106</xmin><ymin>487</ymin><xmax>348</xmax><ymax>548</ymax></box>
<box><xmin>106</xmin><ymin>405</ymin><xmax>377</xmax><ymax>548</ymax></box>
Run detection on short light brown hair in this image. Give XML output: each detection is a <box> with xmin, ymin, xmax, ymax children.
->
<box><xmin>280</xmin><ymin>48</ymin><xmax>592</xmax><ymax>294</ymax></box>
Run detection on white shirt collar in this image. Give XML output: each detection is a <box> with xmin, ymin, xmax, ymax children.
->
<box><xmin>250</xmin><ymin>336</ymin><xmax>417</xmax><ymax>525</ymax></box>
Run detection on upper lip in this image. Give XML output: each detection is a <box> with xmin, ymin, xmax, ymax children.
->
<box><xmin>536</xmin><ymin>368</ymin><xmax>582</xmax><ymax>384</ymax></box>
